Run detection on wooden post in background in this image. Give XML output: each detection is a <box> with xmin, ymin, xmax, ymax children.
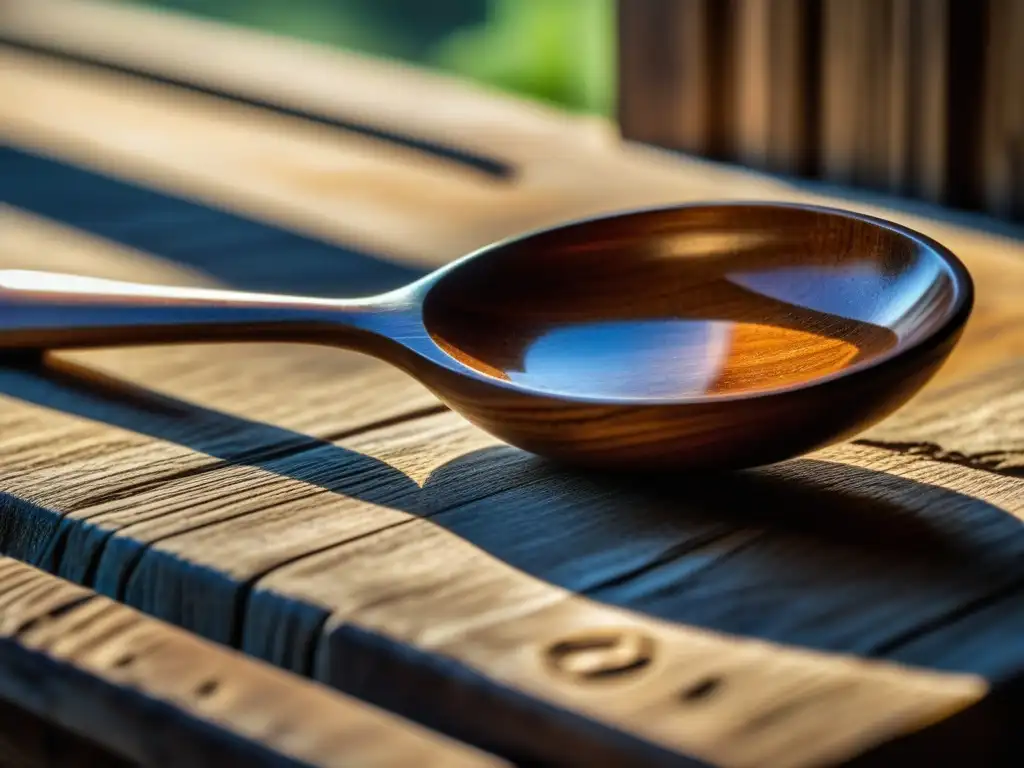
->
<box><xmin>734</xmin><ymin>0</ymin><xmax>823</xmax><ymax>176</ymax></box>
<box><xmin>617</xmin><ymin>0</ymin><xmax>737</xmax><ymax>160</ymax></box>
<box><xmin>617</xmin><ymin>0</ymin><xmax>1024</xmax><ymax>222</ymax></box>
<box><xmin>982</xmin><ymin>0</ymin><xmax>1024</xmax><ymax>220</ymax></box>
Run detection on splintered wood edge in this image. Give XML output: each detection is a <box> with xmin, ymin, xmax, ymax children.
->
<box><xmin>0</xmin><ymin>556</ymin><xmax>505</xmax><ymax>768</ymax></box>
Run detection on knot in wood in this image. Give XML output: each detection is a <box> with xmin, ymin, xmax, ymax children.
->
<box><xmin>545</xmin><ymin>629</ymin><xmax>654</xmax><ymax>681</ymax></box>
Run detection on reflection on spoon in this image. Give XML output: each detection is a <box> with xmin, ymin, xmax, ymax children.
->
<box><xmin>501</xmin><ymin>320</ymin><xmax>862</xmax><ymax>399</ymax></box>
<box><xmin>728</xmin><ymin>258</ymin><xmax>945</xmax><ymax>336</ymax></box>
<box><xmin>0</xmin><ymin>202</ymin><xmax>972</xmax><ymax>470</ymax></box>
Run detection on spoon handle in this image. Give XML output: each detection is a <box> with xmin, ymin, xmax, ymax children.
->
<box><xmin>0</xmin><ymin>270</ymin><xmax>374</xmax><ymax>350</ymax></box>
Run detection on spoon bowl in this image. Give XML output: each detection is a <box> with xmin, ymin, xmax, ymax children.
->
<box><xmin>0</xmin><ymin>202</ymin><xmax>972</xmax><ymax>470</ymax></box>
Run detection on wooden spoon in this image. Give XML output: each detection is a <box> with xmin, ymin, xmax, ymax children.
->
<box><xmin>0</xmin><ymin>203</ymin><xmax>972</xmax><ymax>470</ymax></box>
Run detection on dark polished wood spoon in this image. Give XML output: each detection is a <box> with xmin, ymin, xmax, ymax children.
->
<box><xmin>0</xmin><ymin>203</ymin><xmax>972</xmax><ymax>470</ymax></box>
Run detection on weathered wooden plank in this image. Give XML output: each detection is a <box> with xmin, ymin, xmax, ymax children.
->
<box><xmin>1</xmin><ymin>172</ymin><xmax>1020</xmax><ymax>766</ymax></box>
<box><xmin>1</xmin><ymin>4</ymin><xmax>1024</xmax><ymax>764</ymax></box>
<box><xmin>5</xmin><ymin>357</ymin><xmax>1024</xmax><ymax>764</ymax></box>
<box><xmin>617</xmin><ymin>0</ymin><xmax>736</xmax><ymax>159</ymax></box>
<box><xmin>0</xmin><ymin>445</ymin><xmax>1000</xmax><ymax>765</ymax></box>
<box><xmin>276</xmin><ymin>443</ymin><xmax>1022</xmax><ymax>761</ymax></box>
<box><xmin>0</xmin><ymin>41</ymin><xmax>784</xmax><ymax>268</ymax></box>
<box><xmin>822</xmin><ymin>0</ymin><xmax>890</xmax><ymax>189</ymax></box>
<box><xmin>0</xmin><ymin>557</ymin><xmax>504</xmax><ymax>768</ymax></box>
<box><xmin>860</xmin><ymin>358</ymin><xmax>1024</xmax><ymax>475</ymax></box>
<box><xmin>819</xmin><ymin>0</ymin><xmax>860</xmax><ymax>184</ymax></box>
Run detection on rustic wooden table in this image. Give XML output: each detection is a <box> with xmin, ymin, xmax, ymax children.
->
<box><xmin>1</xmin><ymin>2</ymin><xmax>1024</xmax><ymax>766</ymax></box>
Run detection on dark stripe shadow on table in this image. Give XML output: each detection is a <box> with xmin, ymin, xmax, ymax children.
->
<box><xmin>0</xmin><ymin>146</ymin><xmax>429</xmax><ymax>297</ymax></box>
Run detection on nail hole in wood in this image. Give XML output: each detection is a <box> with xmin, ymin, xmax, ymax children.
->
<box><xmin>681</xmin><ymin>676</ymin><xmax>722</xmax><ymax>702</ymax></box>
<box><xmin>546</xmin><ymin>629</ymin><xmax>654</xmax><ymax>681</ymax></box>
<box><xmin>195</xmin><ymin>680</ymin><xmax>219</xmax><ymax>697</ymax></box>
<box><xmin>112</xmin><ymin>654</ymin><xmax>135</xmax><ymax>669</ymax></box>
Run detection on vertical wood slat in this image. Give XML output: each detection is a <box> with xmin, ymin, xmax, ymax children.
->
<box><xmin>734</xmin><ymin>0</ymin><xmax>823</xmax><ymax>176</ymax></box>
<box><xmin>617</xmin><ymin>0</ymin><xmax>736</xmax><ymax>159</ymax></box>
<box><xmin>887</xmin><ymin>0</ymin><xmax>913</xmax><ymax>195</ymax></box>
<box><xmin>982</xmin><ymin>0</ymin><xmax>1024</xmax><ymax>220</ymax></box>
<box><xmin>901</xmin><ymin>0</ymin><xmax>949</xmax><ymax>203</ymax></box>
<box><xmin>617</xmin><ymin>0</ymin><xmax>1023</xmax><ymax>222</ymax></box>
<box><xmin>823</xmin><ymin>0</ymin><xmax>934</xmax><ymax>195</ymax></box>
<box><xmin>820</xmin><ymin>0</ymin><xmax>862</xmax><ymax>184</ymax></box>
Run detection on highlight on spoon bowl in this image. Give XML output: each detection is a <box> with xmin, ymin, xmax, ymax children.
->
<box><xmin>414</xmin><ymin>202</ymin><xmax>973</xmax><ymax>468</ymax></box>
<box><xmin>0</xmin><ymin>202</ymin><xmax>973</xmax><ymax>472</ymax></box>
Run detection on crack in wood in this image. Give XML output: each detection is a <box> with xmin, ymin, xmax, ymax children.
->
<box><xmin>63</xmin><ymin>403</ymin><xmax>449</xmax><ymax>516</ymax></box>
<box><xmin>868</xmin><ymin>571</ymin><xmax>1024</xmax><ymax>658</ymax></box>
<box><xmin>854</xmin><ymin>438</ymin><xmax>1024</xmax><ymax>477</ymax></box>
<box><xmin>10</xmin><ymin>594</ymin><xmax>95</xmax><ymax>638</ymax></box>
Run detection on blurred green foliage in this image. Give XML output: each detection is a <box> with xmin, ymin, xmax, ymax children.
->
<box><xmin>121</xmin><ymin>0</ymin><xmax>614</xmax><ymax>115</ymax></box>
<box><xmin>432</xmin><ymin>0</ymin><xmax>614</xmax><ymax>114</ymax></box>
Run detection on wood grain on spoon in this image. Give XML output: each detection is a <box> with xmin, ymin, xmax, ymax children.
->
<box><xmin>0</xmin><ymin>202</ymin><xmax>972</xmax><ymax>471</ymax></box>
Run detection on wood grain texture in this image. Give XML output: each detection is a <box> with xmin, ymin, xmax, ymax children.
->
<box><xmin>0</xmin><ymin>412</ymin><xmax>1004</xmax><ymax>765</ymax></box>
<box><xmin>618</xmin><ymin>0</ymin><xmax>1017</xmax><ymax>221</ymax></box>
<box><xmin>0</xmin><ymin>0</ymin><xmax>605</xmax><ymax>170</ymax></box>
<box><xmin>617</xmin><ymin>0</ymin><xmax>736</xmax><ymax>158</ymax></box>
<box><xmin>903</xmin><ymin>0</ymin><xmax>950</xmax><ymax>204</ymax></box>
<box><xmin>4</xmin><ymin>361</ymin><xmax>1024</xmax><ymax>764</ymax></box>
<box><xmin>820</xmin><ymin>0</ymin><xmax>868</xmax><ymax>186</ymax></box>
<box><xmin>981</xmin><ymin>0</ymin><xmax>1024</xmax><ymax>220</ymax></box>
<box><xmin>0</xmin><ymin>48</ymin><xmax>506</xmax><ymax>271</ymax></box>
<box><xmin>861</xmin><ymin>357</ymin><xmax>1024</xmax><ymax>475</ymax></box>
<box><xmin>0</xmin><ymin>204</ymin><xmax>443</xmax><ymax>511</ymax></box>
<box><xmin>1</xmin><ymin>2</ymin><xmax>1024</xmax><ymax>765</ymax></box>
<box><xmin>0</xmin><ymin>3</ymin><xmax>787</xmax><ymax>258</ymax></box>
<box><xmin>0</xmin><ymin>557</ymin><xmax>504</xmax><ymax>768</ymax></box>
<box><xmin>0</xmin><ymin>215</ymin><xmax>1011</xmax><ymax>765</ymax></box>
<box><xmin>734</xmin><ymin>0</ymin><xmax>822</xmax><ymax>176</ymax></box>
<box><xmin>416</xmin><ymin>202</ymin><xmax>972</xmax><ymax>469</ymax></box>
